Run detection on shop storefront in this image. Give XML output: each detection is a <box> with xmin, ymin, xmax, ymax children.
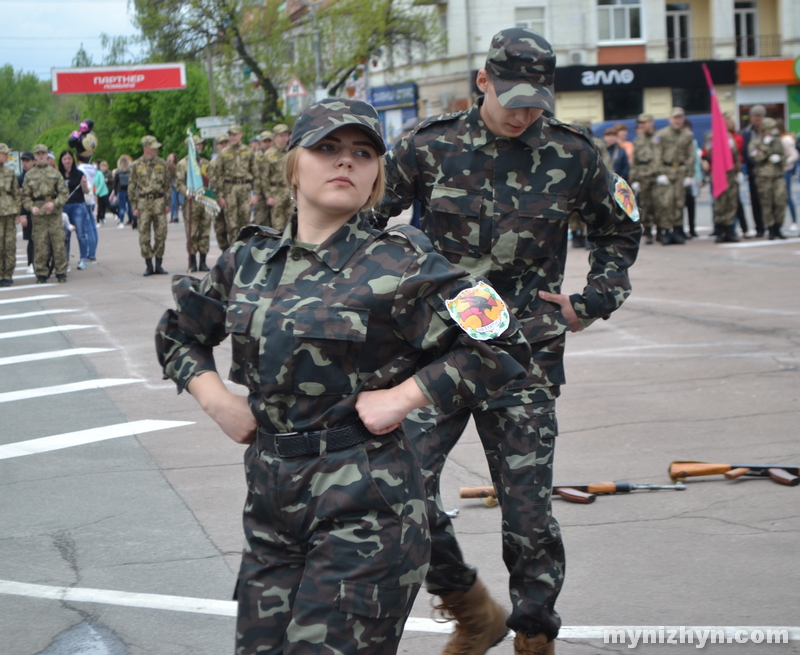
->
<box><xmin>553</xmin><ymin>60</ymin><xmax>737</xmax><ymax>124</ymax></box>
<box><xmin>736</xmin><ymin>58</ymin><xmax>800</xmax><ymax>132</ymax></box>
<box><xmin>366</xmin><ymin>83</ymin><xmax>418</xmax><ymax>147</ymax></box>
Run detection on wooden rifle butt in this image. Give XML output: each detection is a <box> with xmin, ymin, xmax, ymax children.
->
<box><xmin>555</xmin><ymin>487</ymin><xmax>596</xmax><ymax>504</ymax></box>
<box><xmin>767</xmin><ymin>468</ymin><xmax>800</xmax><ymax>487</ymax></box>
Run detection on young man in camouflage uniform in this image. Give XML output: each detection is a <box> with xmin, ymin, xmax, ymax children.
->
<box><xmin>260</xmin><ymin>123</ymin><xmax>292</xmax><ymax>232</ymax></box>
<box><xmin>630</xmin><ymin>113</ymin><xmax>658</xmax><ymax>244</ymax></box>
<box><xmin>749</xmin><ymin>116</ymin><xmax>788</xmax><ymax>239</ymax></box>
<box><xmin>209</xmin><ymin>124</ymin><xmax>260</xmax><ymax>245</ymax></box>
<box><xmin>251</xmin><ymin>130</ymin><xmax>273</xmax><ymax>227</ymax></box>
<box><xmin>176</xmin><ymin>134</ymin><xmax>212</xmax><ymax>272</ymax></box>
<box><xmin>652</xmin><ymin>107</ymin><xmax>695</xmax><ymax>245</ymax></box>
<box><xmin>130</xmin><ymin>135</ymin><xmax>171</xmax><ymax>276</ymax></box>
<box><xmin>702</xmin><ymin>113</ymin><xmax>741</xmax><ymax>243</ymax></box>
<box><xmin>377</xmin><ymin>28</ymin><xmax>641</xmax><ymax>655</ymax></box>
<box><xmin>0</xmin><ymin>143</ymin><xmax>21</xmax><ymax>286</ymax></box>
<box><xmin>208</xmin><ymin>134</ymin><xmax>230</xmax><ymax>251</ymax></box>
<box><xmin>22</xmin><ymin>145</ymin><xmax>69</xmax><ymax>283</ymax></box>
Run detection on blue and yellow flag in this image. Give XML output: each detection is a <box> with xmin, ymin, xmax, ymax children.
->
<box><xmin>186</xmin><ymin>128</ymin><xmax>204</xmax><ymax>197</ymax></box>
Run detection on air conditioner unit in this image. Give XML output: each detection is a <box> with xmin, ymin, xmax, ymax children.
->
<box><xmin>568</xmin><ymin>50</ymin><xmax>587</xmax><ymax>65</ymax></box>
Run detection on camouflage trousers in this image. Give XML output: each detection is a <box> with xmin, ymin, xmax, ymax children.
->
<box><xmin>182</xmin><ymin>199</ymin><xmax>211</xmax><ymax>255</ymax></box>
<box><xmin>713</xmin><ymin>173</ymin><xmax>739</xmax><ymax>228</ymax></box>
<box><xmin>270</xmin><ymin>186</ymin><xmax>293</xmax><ymax>233</ymax></box>
<box><xmin>0</xmin><ymin>214</ymin><xmax>15</xmax><ymax>280</ymax></box>
<box><xmin>636</xmin><ymin>177</ymin><xmax>656</xmax><ymax>229</ymax></box>
<box><xmin>252</xmin><ymin>198</ymin><xmax>271</xmax><ymax>229</ymax></box>
<box><xmin>214</xmin><ymin>209</ymin><xmax>230</xmax><ymax>251</ymax></box>
<box><xmin>33</xmin><ymin>213</ymin><xmax>67</xmax><ymax>277</ymax></box>
<box><xmin>224</xmin><ymin>183</ymin><xmax>252</xmax><ymax>245</ymax></box>
<box><xmin>235</xmin><ymin>430</ymin><xmax>429</xmax><ymax>655</ymax></box>
<box><xmin>137</xmin><ymin>198</ymin><xmax>168</xmax><ymax>259</ymax></box>
<box><xmin>755</xmin><ymin>175</ymin><xmax>787</xmax><ymax>228</ymax></box>
<box><xmin>653</xmin><ymin>173</ymin><xmax>686</xmax><ymax>229</ymax></box>
<box><xmin>405</xmin><ymin>400</ymin><xmax>564</xmax><ymax>640</ymax></box>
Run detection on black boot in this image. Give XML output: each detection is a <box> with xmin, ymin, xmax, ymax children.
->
<box><xmin>143</xmin><ymin>258</ymin><xmax>154</xmax><ymax>276</ymax></box>
<box><xmin>774</xmin><ymin>225</ymin><xmax>787</xmax><ymax>240</ymax></box>
<box><xmin>189</xmin><ymin>254</ymin><xmax>198</xmax><ymax>272</ymax></box>
<box><xmin>724</xmin><ymin>225</ymin><xmax>740</xmax><ymax>243</ymax></box>
<box><xmin>656</xmin><ymin>227</ymin><xmax>663</xmax><ymax>243</ymax></box>
<box><xmin>198</xmin><ymin>253</ymin><xmax>210</xmax><ymax>272</ymax></box>
<box><xmin>672</xmin><ymin>226</ymin><xmax>686</xmax><ymax>244</ymax></box>
<box><xmin>154</xmin><ymin>258</ymin><xmax>168</xmax><ymax>274</ymax></box>
<box><xmin>571</xmin><ymin>230</ymin><xmax>585</xmax><ymax>248</ymax></box>
<box><xmin>644</xmin><ymin>227</ymin><xmax>654</xmax><ymax>245</ymax></box>
<box><xmin>661</xmin><ymin>229</ymin><xmax>673</xmax><ymax>245</ymax></box>
<box><xmin>714</xmin><ymin>225</ymin><xmax>726</xmax><ymax>243</ymax></box>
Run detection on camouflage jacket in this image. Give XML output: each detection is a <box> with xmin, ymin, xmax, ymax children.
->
<box><xmin>749</xmin><ymin>132</ymin><xmax>785</xmax><ymax>178</ymax></box>
<box><xmin>631</xmin><ymin>132</ymin><xmax>658</xmax><ymax>182</ymax></box>
<box><xmin>654</xmin><ymin>126</ymin><xmax>695</xmax><ymax>176</ymax></box>
<box><xmin>258</xmin><ymin>145</ymin><xmax>289</xmax><ymax>198</ymax></box>
<box><xmin>0</xmin><ymin>163</ymin><xmax>20</xmax><ymax>217</ymax></box>
<box><xmin>21</xmin><ymin>163</ymin><xmax>68</xmax><ymax>216</ymax></box>
<box><xmin>156</xmin><ymin>214</ymin><xmax>530</xmax><ymax>433</ymax></box>
<box><xmin>176</xmin><ymin>155</ymin><xmax>210</xmax><ymax>197</ymax></box>
<box><xmin>376</xmin><ymin>99</ymin><xmax>641</xmax><ymax>398</ymax></box>
<box><xmin>129</xmin><ymin>156</ymin><xmax>170</xmax><ymax>208</ymax></box>
<box><xmin>209</xmin><ymin>142</ymin><xmax>259</xmax><ymax>195</ymax></box>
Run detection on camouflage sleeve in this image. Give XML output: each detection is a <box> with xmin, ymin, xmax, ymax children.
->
<box><xmin>155</xmin><ymin>248</ymin><xmax>237</xmax><ymax>392</ymax></box>
<box><xmin>375</xmin><ymin>138</ymin><xmax>418</xmax><ymax>228</ymax></box>
<box><xmin>176</xmin><ymin>160</ymin><xmax>187</xmax><ymax>197</ymax></box>
<box><xmin>390</xmin><ymin>245</ymin><xmax>530</xmax><ymax>414</ymax></box>
<box><xmin>570</xmin><ymin>150</ymin><xmax>641</xmax><ymax>326</ymax></box>
<box><xmin>128</xmin><ymin>164</ymin><xmax>139</xmax><ymax>207</ymax></box>
<box><xmin>54</xmin><ymin>174</ymin><xmax>68</xmax><ymax>211</ymax></box>
<box><xmin>21</xmin><ymin>176</ymin><xmax>33</xmax><ymax>212</ymax></box>
<box><xmin>208</xmin><ymin>158</ymin><xmax>222</xmax><ymax>196</ymax></box>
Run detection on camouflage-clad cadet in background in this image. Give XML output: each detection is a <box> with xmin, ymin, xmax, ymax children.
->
<box><xmin>22</xmin><ymin>145</ymin><xmax>69</xmax><ymax>283</ymax></box>
<box><xmin>251</xmin><ymin>130</ymin><xmax>273</xmax><ymax>227</ymax></box>
<box><xmin>653</xmin><ymin>107</ymin><xmax>695</xmax><ymax>245</ymax></box>
<box><xmin>702</xmin><ymin>114</ymin><xmax>741</xmax><ymax>243</ymax></box>
<box><xmin>130</xmin><ymin>135</ymin><xmax>171</xmax><ymax>276</ymax></box>
<box><xmin>208</xmin><ymin>134</ymin><xmax>231</xmax><ymax>251</ymax></box>
<box><xmin>0</xmin><ymin>143</ymin><xmax>21</xmax><ymax>286</ymax></box>
<box><xmin>209</xmin><ymin>124</ymin><xmax>260</xmax><ymax>245</ymax></box>
<box><xmin>260</xmin><ymin>123</ymin><xmax>292</xmax><ymax>231</ymax></box>
<box><xmin>155</xmin><ymin>98</ymin><xmax>531</xmax><ymax>655</ymax></box>
<box><xmin>377</xmin><ymin>28</ymin><xmax>641</xmax><ymax>655</ymax></box>
<box><xmin>176</xmin><ymin>134</ymin><xmax>211</xmax><ymax>272</ymax></box>
<box><xmin>630</xmin><ymin>113</ymin><xmax>658</xmax><ymax>244</ymax></box>
<box><xmin>749</xmin><ymin>116</ymin><xmax>788</xmax><ymax>239</ymax></box>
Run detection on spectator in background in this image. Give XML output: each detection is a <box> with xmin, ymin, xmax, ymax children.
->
<box><xmin>778</xmin><ymin>121</ymin><xmax>798</xmax><ymax>232</ymax></box>
<box><xmin>95</xmin><ymin>159</ymin><xmax>113</xmax><ymax>223</ymax></box>
<box><xmin>614</xmin><ymin>122</ymin><xmax>634</xmax><ymax>164</ymax></box>
<box><xmin>18</xmin><ymin>151</ymin><xmax>35</xmax><ymax>273</ymax></box>
<box><xmin>58</xmin><ymin>150</ymin><xmax>91</xmax><ymax>271</ymax></box>
<box><xmin>603</xmin><ymin>126</ymin><xmax>630</xmax><ymax>181</ymax></box>
<box><xmin>114</xmin><ymin>155</ymin><xmax>134</xmax><ymax>229</ymax></box>
<box><xmin>741</xmin><ymin>104</ymin><xmax>767</xmax><ymax>237</ymax></box>
<box><xmin>683</xmin><ymin>118</ymin><xmax>703</xmax><ymax>238</ymax></box>
<box><xmin>77</xmin><ymin>158</ymin><xmax>99</xmax><ymax>261</ymax></box>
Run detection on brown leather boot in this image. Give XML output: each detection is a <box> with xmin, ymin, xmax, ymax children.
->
<box><xmin>435</xmin><ymin>578</ymin><xmax>508</xmax><ymax>655</ymax></box>
<box><xmin>513</xmin><ymin>632</ymin><xmax>554</xmax><ymax>655</ymax></box>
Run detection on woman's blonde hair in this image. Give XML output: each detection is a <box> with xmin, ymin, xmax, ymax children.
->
<box><xmin>284</xmin><ymin>143</ymin><xmax>385</xmax><ymax>212</ymax></box>
<box><xmin>117</xmin><ymin>154</ymin><xmax>131</xmax><ymax>170</ymax></box>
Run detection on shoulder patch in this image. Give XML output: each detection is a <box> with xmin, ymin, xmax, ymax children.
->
<box><xmin>382</xmin><ymin>223</ymin><xmax>434</xmax><ymax>255</ymax></box>
<box><xmin>446</xmin><ymin>281</ymin><xmax>510</xmax><ymax>341</ymax></box>
<box><xmin>612</xmin><ymin>175</ymin><xmax>640</xmax><ymax>222</ymax></box>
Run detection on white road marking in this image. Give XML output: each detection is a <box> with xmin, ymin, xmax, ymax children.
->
<box><xmin>0</xmin><ymin>283</ymin><xmax>56</xmax><ymax>292</ymax></box>
<box><xmin>0</xmin><ymin>309</ymin><xmax>78</xmax><ymax>321</ymax></box>
<box><xmin>0</xmin><ymin>347</ymin><xmax>114</xmax><ymax>367</ymax></box>
<box><xmin>0</xmin><ymin>419</ymin><xmax>194</xmax><ymax>460</ymax></box>
<box><xmin>0</xmin><ymin>581</ymin><xmax>797</xmax><ymax>640</ymax></box>
<box><xmin>0</xmin><ymin>324</ymin><xmax>96</xmax><ymax>340</ymax></box>
<box><xmin>627</xmin><ymin>296</ymin><xmax>800</xmax><ymax>317</ymax></box>
<box><xmin>0</xmin><ymin>294</ymin><xmax>67</xmax><ymax>305</ymax></box>
<box><xmin>720</xmin><ymin>239</ymin><xmax>800</xmax><ymax>248</ymax></box>
<box><xmin>0</xmin><ymin>378</ymin><xmax>142</xmax><ymax>404</ymax></box>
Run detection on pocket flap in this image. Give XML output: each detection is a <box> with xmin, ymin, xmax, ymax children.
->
<box><xmin>338</xmin><ymin>580</ymin><xmax>419</xmax><ymax>619</ymax></box>
<box><xmin>224</xmin><ymin>301</ymin><xmax>257</xmax><ymax>334</ymax></box>
<box><xmin>519</xmin><ymin>192</ymin><xmax>569</xmax><ymax>219</ymax></box>
<box><xmin>293</xmin><ymin>306</ymin><xmax>369</xmax><ymax>342</ymax></box>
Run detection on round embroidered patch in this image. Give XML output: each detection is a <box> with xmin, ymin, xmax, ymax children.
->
<box><xmin>446</xmin><ymin>282</ymin><xmax>510</xmax><ymax>341</ymax></box>
<box><xmin>614</xmin><ymin>176</ymin><xmax>640</xmax><ymax>222</ymax></box>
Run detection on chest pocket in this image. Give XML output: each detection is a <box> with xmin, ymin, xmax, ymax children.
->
<box><xmin>225</xmin><ymin>301</ymin><xmax>259</xmax><ymax>386</ymax></box>
<box><xmin>514</xmin><ymin>192</ymin><xmax>570</xmax><ymax>260</ymax></box>
<box><xmin>292</xmin><ymin>306</ymin><xmax>369</xmax><ymax>396</ymax></box>
<box><xmin>427</xmin><ymin>185</ymin><xmax>487</xmax><ymax>259</ymax></box>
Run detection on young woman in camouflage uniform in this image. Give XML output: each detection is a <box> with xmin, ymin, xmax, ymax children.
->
<box><xmin>156</xmin><ymin>98</ymin><xmax>531</xmax><ymax>655</ymax></box>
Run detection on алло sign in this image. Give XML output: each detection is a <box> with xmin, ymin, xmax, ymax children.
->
<box><xmin>555</xmin><ymin>60</ymin><xmax>736</xmax><ymax>92</ymax></box>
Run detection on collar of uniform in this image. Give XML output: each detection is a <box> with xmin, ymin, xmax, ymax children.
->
<box><xmin>313</xmin><ymin>213</ymin><xmax>372</xmax><ymax>272</ymax></box>
<box><xmin>464</xmin><ymin>97</ymin><xmax>544</xmax><ymax>151</ymax></box>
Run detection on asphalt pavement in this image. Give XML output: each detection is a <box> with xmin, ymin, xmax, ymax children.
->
<box><xmin>0</xmin><ymin>197</ymin><xmax>798</xmax><ymax>654</ymax></box>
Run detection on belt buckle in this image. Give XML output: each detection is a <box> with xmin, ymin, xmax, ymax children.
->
<box><xmin>273</xmin><ymin>431</ymin><xmax>306</xmax><ymax>458</ymax></box>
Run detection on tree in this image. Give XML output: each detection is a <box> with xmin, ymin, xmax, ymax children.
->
<box><xmin>0</xmin><ymin>66</ymin><xmax>57</xmax><ymax>150</ymax></box>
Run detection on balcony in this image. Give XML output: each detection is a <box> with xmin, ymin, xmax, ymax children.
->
<box><xmin>735</xmin><ymin>34</ymin><xmax>781</xmax><ymax>58</ymax></box>
<box><xmin>665</xmin><ymin>34</ymin><xmax>781</xmax><ymax>61</ymax></box>
<box><xmin>667</xmin><ymin>36</ymin><xmax>712</xmax><ymax>61</ymax></box>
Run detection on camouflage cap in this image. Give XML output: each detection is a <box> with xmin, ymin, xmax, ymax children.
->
<box><xmin>762</xmin><ymin>117</ymin><xmax>777</xmax><ymax>130</ymax></box>
<box><xmin>484</xmin><ymin>28</ymin><xmax>555</xmax><ymax>113</ymax></box>
<box><xmin>33</xmin><ymin>144</ymin><xmax>49</xmax><ymax>154</ymax></box>
<box><xmin>637</xmin><ymin>112</ymin><xmax>654</xmax><ymax>123</ymax></box>
<box><xmin>215</xmin><ymin>134</ymin><xmax>229</xmax><ymax>145</ymax></box>
<box><xmin>0</xmin><ymin>143</ymin><xmax>9</xmax><ymax>155</ymax></box>
<box><xmin>228</xmin><ymin>124</ymin><xmax>243</xmax><ymax>135</ymax></box>
<box><xmin>186</xmin><ymin>134</ymin><xmax>203</xmax><ymax>146</ymax></box>
<box><xmin>273</xmin><ymin>123</ymin><xmax>290</xmax><ymax>135</ymax></box>
<box><xmin>20</xmin><ymin>150</ymin><xmax>34</xmax><ymax>160</ymax></box>
<box><xmin>289</xmin><ymin>98</ymin><xmax>386</xmax><ymax>155</ymax></box>
<box><xmin>260</xmin><ymin>130</ymin><xmax>274</xmax><ymax>141</ymax></box>
<box><xmin>142</xmin><ymin>135</ymin><xmax>162</xmax><ymax>149</ymax></box>
<box><xmin>670</xmin><ymin>107</ymin><xmax>685</xmax><ymax>117</ymax></box>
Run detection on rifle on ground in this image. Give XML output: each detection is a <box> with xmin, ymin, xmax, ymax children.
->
<box><xmin>460</xmin><ymin>481</ymin><xmax>686</xmax><ymax>505</ymax></box>
<box><xmin>669</xmin><ymin>461</ymin><xmax>800</xmax><ymax>486</ymax></box>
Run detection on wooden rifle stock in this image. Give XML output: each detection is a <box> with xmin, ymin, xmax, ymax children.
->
<box><xmin>670</xmin><ymin>461</ymin><xmax>800</xmax><ymax>486</ymax></box>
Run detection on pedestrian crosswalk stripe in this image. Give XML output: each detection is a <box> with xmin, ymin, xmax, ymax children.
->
<box><xmin>0</xmin><ymin>309</ymin><xmax>78</xmax><ymax>322</ymax></box>
<box><xmin>0</xmin><ymin>347</ymin><xmax>113</xmax><ymax>367</ymax></box>
<box><xmin>0</xmin><ymin>324</ymin><xmax>96</xmax><ymax>340</ymax></box>
<box><xmin>0</xmin><ymin>283</ymin><xmax>56</xmax><ymax>292</ymax></box>
<box><xmin>0</xmin><ymin>294</ymin><xmax>67</xmax><ymax>305</ymax></box>
<box><xmin>0</xmin><ymin>419</ymin><xmax>194</xmax><ymax>460</ymax></box>
<box><xmin>0</xmin><ymin>378</ymin><xmax>142</xmax><ymax>404</ymax></box>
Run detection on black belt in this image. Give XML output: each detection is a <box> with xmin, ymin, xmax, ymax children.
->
<box><xmin>33</xmin><ymin>196</ymin><xmax>53</xmax><ymax>202</ymax></box>
<box><xmin>141</xmin><ymin>193</ymin><xmax>164</xmax><ymax>200</ymax></box>
<box><xmin>225</xmin><ymin>178</ymin><xmax>251</xmax><ymax>185</ymax></box>
<box><xmin>663</xmin><ymin>162</ymin><xmax>684</xmax><ymax>168</ymax></box>
<box><xmin>257</xmin><ymin>422</ymin><xmax>373</xmax><ymax>458</ymax></box>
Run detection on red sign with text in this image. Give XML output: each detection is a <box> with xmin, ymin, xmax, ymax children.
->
<box><xmin>51</xmin><ymin>63</ymin><xmax>187</xmax><ymax>95</ymax></box>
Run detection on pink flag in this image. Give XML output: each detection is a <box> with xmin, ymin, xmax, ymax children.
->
<box><xmin>702</xmin><ymin>63</ymin><xmax>734</xmax><ymax>198</ymax></box>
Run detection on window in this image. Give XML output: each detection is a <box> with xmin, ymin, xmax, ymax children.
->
<box><xmin>666</xmin><ymin>4</ymin><xmax>691</xmax><ymax>60</ymax></box>
<box><xmin>734</xmin><ymin>1</ymin><xmax>758</xmax><ymax>57</ymax></box>
<box><xmin>672</xmin><ymin>87</ymin><xmax>710</xmax><ymax>115</ymax></box>
<box><xmin>598</xmin><ymin>0</ymin><xmax>642</xmax><ymax>42</ymax></box>
<box><xmin>603</xmin><ymin>88</ymin><xmax>643</xmax><ymax>121</ymax></box>
<box><xmin>516</xmin><ymin>7</ymin><xmax>545</xmax><ymax>37</ymax></box>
